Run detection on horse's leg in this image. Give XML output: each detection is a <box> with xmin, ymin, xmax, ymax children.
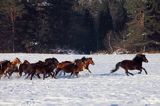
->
<box><xmin>3</xmin><ymin>72</ymin><xmax>7</xmax><ymax>78</ymax></box>
<box><xmin>0</xmin><ymin>73</ymin><xmax>3</xmax><ymax>79</ymax></box>
<box><xmin>138</xmin><ymin>69</ymin><xmax>142</xmax><ymax>74</ymax></box>
<box><xmin>30</xmin><ymin>72</ymin><xmax>35</xmax><ymax>80</ymax></box>
<box><xmin>70</xmin><ymin>72</ymin><xmax>74</xmax><ymax>77</ymax></box>
<box><xmin>124</xmin><ymin>69</ymin><xmax>129</xmax><ymax>76</ymax></box>
<box><xmin>142</xmin><ymin>67</ymin><xmax>148</xmax><ymax>75</ymax></box>
<box><xmin>17</xmin><ymin>72</ymin><xmax>21</xmax><ymax>78</ymax></box>
<box><xmin>88</xmin><ymin>69</ymin><xmax>92</xmax><ymax>73</ymax></box>
<box><xmin>75</xmin><ymin>72</ymin><xmax>79</xmax><ymax>78</ymax></box>
<box><xmin>128</xmin><ymin>71</ymin><xmax>134</xmax><ymax>76</ymax></box>
<box><xmin>125</xmin><ymin>69</ymin><xmax>134</xmax><ymax>76</ymax></box>
<box><xmin>55</xmin><ymin>68</ymin><xmax>61</xmax><ymax>76</ymax></box>
<box><xmin>26</xmin><ymin>73</ymin><xmax>31</xmax><ymax>79</ymax></box>
<box><xmin>8</xmin><ymin>71</ymin><xmax>14</xmax><ymax>78</ymax></box>
<box><xmin>86</xmin><ymin>66</ymin><xmax>92</xmax><ymax>73</ymax></box>
<box><xmin>51</xmin><ymin>72</ymin><xmax>56</xmax><ymax>79</ymax></box>
<box><xmin>3</xmin><ymin>69</ymin><xmax>9</xmax><ymax>78</ymax></box>
<box><xmin>43</xmin><ymin>72</ymin><xmax>46</xmax><ymax>80</ymax></box>
<box><xmin>37</xmin><ymin>74</ymin><xmax>41</xmax><ymax>79</ymax></box>
<box><xmin>19</xmin><ymin>70</ymin><xmax>23</xmax><ymax>77</ymax></box>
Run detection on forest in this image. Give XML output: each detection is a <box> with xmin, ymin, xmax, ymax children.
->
<box><xmin>0</xmin><ymin>0</ymin><xmax>159</xmax><ymax>54</ymax></box>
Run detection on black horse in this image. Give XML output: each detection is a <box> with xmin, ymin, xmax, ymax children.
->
<box><xmin>111</xmin><ymin>54</ymin><xmax>148</xmax><ymax>76</ymax></box>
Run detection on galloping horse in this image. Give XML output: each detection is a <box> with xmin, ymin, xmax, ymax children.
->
<box><xmin>3</xmin><ymin>58</ymin><xmax>22</xmax><ymax>78</ymax></box>
<box><xmin>55</xmin><ymin>61</ymin><xmax>74</xmax><ymax>76</ymax></box>
<box><xmin>19</xmin><ymin>60</ymin><xmax>30</xmax><ymax>77</ymax></box>
<box><xmin>111</xmin><ymin>54</ymin><xmax>148</xmax><ymax>76</ymax></box>
<box><xmin>55</xmin><ymin>57</ymin><xmax>95</xmax><ymax>77</ymax></box>
<box><xmin>21</xmin><ymin>59</ymin><xmax>58</xmax><ymax>80</ymax></box>
<box><xmin>80</xmin><ymin>57</ymin><xmax>95</xmax><ymax>73</ymax></box>
<box><xmin>44</xmin><ymin>57</ymin><xmax>59</xmax><ymax>78</ymax></box>
<box><xmin>0</xmin><ymin>60</ymin><xmax>11</xmax><ymax>79</ymax></box>
<box><xmin>55</xmin><ymin>59</ymin><xmax>87</xmax><ymax>77</ymax></box>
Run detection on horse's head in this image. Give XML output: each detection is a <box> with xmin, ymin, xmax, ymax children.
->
<box><xmin>11</xmin><ymin>57</ymin><xmax>22</xmax><ymax>65</ymax></box>
<box><xmin>135</xmin><ymin>54</ymin><xmax>148</xmax><ymax>63</ymax></box>
<box><xmin>86</xmin><ymin>57</ymin><xmax>95</xmax><ymax>65</ymax></box>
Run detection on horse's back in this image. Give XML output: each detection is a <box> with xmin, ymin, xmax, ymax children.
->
<box><xmin>45</xmin><ymin>57</ymin><xmax>59</xmax><ymax>64</ymax></box>
<box><xmin>61</xmin><ymin>63</ymin><xmax>77</xmax><ymax>73</ymax></box>
<box><xmin>57</xmin><ymin>61</ymin><xmax>73</xmax><ymax>68</ymax></box>
<box><xmin>121</xmin><ymin>60</ymin><xmax>138</xmax><ymax>70</ymax></box>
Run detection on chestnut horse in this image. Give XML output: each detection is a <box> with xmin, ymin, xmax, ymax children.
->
<box><xmin>111</xmin><ymin>54</ymin><xmax>148</xmax><ymax>76</ymax></box>
<box><xmin>80</xmin><ymin>57</ymin><xmax>95</xmax><ymax>73</ymax></box>
<box><xmin>3</xmin><ymin>57</ymin><xmax>22</xmax><ymax>78</ymax></box>
<box><xmin>55</xmin><ymin>60</ymin><xmax>86</xmax><ymax>77</ymax></box>
<box><xmin>55</xmin><ymin>61</ymin><xmax>73</xmax><ymax>76</ymax></box>
<box><xmin>55</xmin><ymin>57</ymin><xmax>95</xmax><ymax>77</ymax></box>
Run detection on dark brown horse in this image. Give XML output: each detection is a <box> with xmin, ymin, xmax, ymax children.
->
<box><xmin>111</xmin><ymin>54</ymin><xmax>148</xmax><ymax>76</ymax></box>
<box><xmin>0</xmin><ymin>60</ymin><xmax>11</xmax><ymax>79</ymax></box>
<box><xmin>21</xmin><ymin>59</ymin><xmax>57</xmax><ymax>80</ymax></box>
<box><xmin>19</xmin><ymin>60</ymin><xmax>30</xmax><ymax>77</ymax></box>
<box><xmin>44</xmin><ymin>57</ymin><xmax>59</xmax><ymax>78</ymax></box>
<box><xmin>45</xmin><ymin>57</ymin><xmax>59</xmax><ymax>67</ymax></box>
<box><xmin>33</xmin><ymin>61</ymin><xmax>48</xmax><ymax>80</ymax></box>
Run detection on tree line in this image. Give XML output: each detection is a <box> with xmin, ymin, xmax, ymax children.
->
<box><xmin>0</xmin><ymin>0</ymin><xmax>159</xmax><ymax>54</ymax></box>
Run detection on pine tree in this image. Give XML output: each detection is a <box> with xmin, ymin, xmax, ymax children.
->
<box><xmin>0</xmin><ymin>0</ymin><xmax>26</xmax><ymax>52</ymax></box>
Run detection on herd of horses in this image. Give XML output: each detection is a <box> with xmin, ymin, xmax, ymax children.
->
<box><xmin>0</xmin><ymin>54</ymin><xmax>148</xmax><ymax>80</ymax></box>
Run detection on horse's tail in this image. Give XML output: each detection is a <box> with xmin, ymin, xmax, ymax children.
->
<box><xmin>111</xmin><ymin>62</ymin><xmax>121</xmax><ymax>73</ymax></box>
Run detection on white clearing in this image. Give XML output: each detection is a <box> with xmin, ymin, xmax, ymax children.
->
<box><xmin>0</xmin><ymin>53</ymin><xmax>160</xmax><ymax>106</ymax></box>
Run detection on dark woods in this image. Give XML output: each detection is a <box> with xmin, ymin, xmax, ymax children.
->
<box><xmin>0</xmin><ymin>0</ymin><xmax>160</xmax><ymax>54</ymax></box>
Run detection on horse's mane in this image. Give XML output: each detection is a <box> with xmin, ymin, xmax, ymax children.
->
<box><xmin>132</xmin><ymin>54</ymin><xmax>144</xmax><ymax>62</ymax></box>
<box><xmin>24</xmin><ymin>60</ymin><xmax>30</xmax><ymax>64</ymax></box>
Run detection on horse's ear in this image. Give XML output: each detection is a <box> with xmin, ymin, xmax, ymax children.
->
<box><xmin>82</xmin><ymin>57</ymin><xmax>86</xmax><ymax>59</ymax></box>
<box><xmin>81</xmin><ymin>57</ymin><xmax>86</xmax><ymax>61</ymax></box>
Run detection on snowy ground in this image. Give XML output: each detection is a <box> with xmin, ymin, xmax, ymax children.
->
<box><xmin>0</xmin><ymin>53</ymin><xmax>160</xmax><ymax>106</ymax></box>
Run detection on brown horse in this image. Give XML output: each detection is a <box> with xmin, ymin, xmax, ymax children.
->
<box><xmin>80</xmin><ymin>57</ymin><xmax>95</xmax><ymax>73</ymax></box>
<box><xmin>55</xmin><ymin>60</ymin><xmax>86</xmax><ymax>77</ymax></box>
<box><xmin>19</xmin><ymin>60</ymin><xmax>30</xmax><ymax>77</ymax></box>
<box><xmin>0</xmin><ymin>60</ymin><xmax>11</xmax><ymax>79</ymax></box>
<box><xmin>44</xmin><ymin>57</ymin><xmax>59</xmax><ymax>78</ymax></box>
<box><xmin>55</xmin><ymin>61</ymin><xmax>73</xmax><ymax>76</ymax></box>
<box><xmin>111</xmin><ymin>54</ymin><xmax>148</xmax><ymax>76</ymax></box>
<box><xmin>45</xmin><ymin>57</ymin><xmax>59</xmax><ymax>67</ymax></box>
<box><xmin>19</xmin><ymin>61</ymin><xmax>37</xmax><ymax>80</ymax></box>
<box><xmin>21</xmin><ymin>59</ymin><xmax>57</xmax><ymax>80</ymax></box>
<box><xmin>3</xmin><ymin>57</ymin><xmax>22</xmax><ymax>78</ymax></box>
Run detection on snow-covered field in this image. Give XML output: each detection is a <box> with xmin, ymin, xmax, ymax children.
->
<box><xmin>0</xmin><ymin>53</ymin><xmax>160</xmax><ymax>106</ymax></box>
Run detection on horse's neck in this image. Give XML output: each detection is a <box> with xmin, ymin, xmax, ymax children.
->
<box><xmin>133</xmin><ymin>59</ymin><xmax>143</xmax><ymax>66</ymax></box>
<box><xmin>12</xmin><ymin>62</ymin><xmax>21</xmax><ymax>69</ymax></box>
<box><xmin>76</xmin><ymin>62</ymin><xmax>84</xmax><ymax>70</ymax></box>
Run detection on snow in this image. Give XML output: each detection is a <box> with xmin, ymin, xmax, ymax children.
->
<box><xmin>0</xmin><ymin>53</ymin><xmax>160</xmax><ymax>106</ymax></box>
